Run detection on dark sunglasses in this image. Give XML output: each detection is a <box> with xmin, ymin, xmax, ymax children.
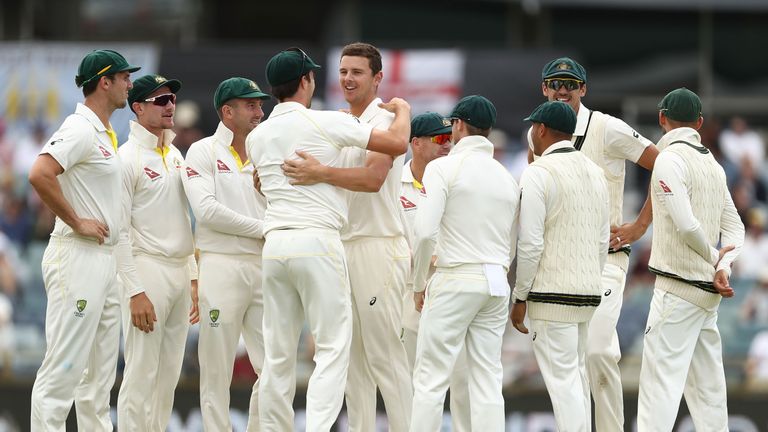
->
<box><xmin>143</xmin><ymin>93</ymin><xmax>176</xmax><ymax>106</ymax></box>
<box><xmin>429</xmin><ymin>134</ymin><xmax>452</xmax><ymax>145</ymax></box>
<box><xmin>544</xmin><ymin>78</ymin><xmax>583</xmax><ymax>92</ymax></box>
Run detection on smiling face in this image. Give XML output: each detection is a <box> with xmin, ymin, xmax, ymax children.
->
<box><xmin>134</xmin><ymin>86</ymin><xmax>175</xmax><ymax>135</ymax></box>
<box><xmin>542</xmin><ymin>78</ymin><xmax>586</xmax><ymax>114</ymax></box>
<box><xmin>339</xmin><ymin>55</ymin><xmax>382</xmax><ymax>113</ymax></box>
<box><xmin>224</xmin><ymin>98</ymin><xmax>265</xmax><ymax>135</ymax></box>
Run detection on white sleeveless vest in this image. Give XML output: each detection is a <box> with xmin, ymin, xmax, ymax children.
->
<box><xmin>527</xmin><ymin>147</ymin><xmax>608</xmax><ymax>323</ymax></box>
<box><xmin>649</xmin><ymin>139</ymin><xmax>727</xmax><ymax>309</ymax></box>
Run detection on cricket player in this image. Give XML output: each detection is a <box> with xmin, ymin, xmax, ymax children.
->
<box><xmin>400</xmin><ymin>112</ymin><xmax>471</xmax><ymax>432</ymax></box>
<box><xmin>246</xmin><ymin>47</ymin><xmax>410</xmax><ymax>432</ymax></box>
<box><xmin>280</xmin><ymin>42</ymin><xmax>412</xmax><ymax>431</ymax></box>
<box><xmin>637</xmin><ymin>88</ymin><xmax>744</xmax><ymax>431</ymax></box>
<box><xmin>512</xmin><ymin>100</ymin><xmax>610</xmax><ymax>432</ymax></box>
<box><xmin>116</xmin><ymin>74</ymin><xmax>198</xmax><ymax>431</ymax></box>
<box><xmin>28</xmin><ymin>49</ymin><xmax>140</xmax><ymax>431</ymax></box>
<box><xmin>410</xmin><ymin>95</ymin><xmax>519</xmax><ymax>432</ymax></box>
<box><xmin>181</xmin><ymin>77</ymin><xmax>269</xmax><ymax>431</ymax></box>
<box><xmin>527</xmin><ymin>57</ymin><xmax>659</xmax><ymax>431</ymax></box>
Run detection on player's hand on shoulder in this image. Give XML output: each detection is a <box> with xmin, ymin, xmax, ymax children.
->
<box><xmin>130</xmin><ymin>292</ymin><xmax>157</xmax><ymax>333</ymax></box>
<box><xmin>74</xmin><ymin>218</ymin><xmax>109</xmax><ymax>244</ymax></box>
<box><xmin>379</xmin><ymin>97</ymin><xmax>411</xmax><ymax>114</ymax></box>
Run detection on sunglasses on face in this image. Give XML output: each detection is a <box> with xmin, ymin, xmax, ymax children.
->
<box><xmin>544</xmin><ymin>78</ymin><xmax>583</xmax><ymax>92</ymax></box>
<box><xmin>429</xmin><ymin>134</ymin><xmax>452</xmax><ymax>145</ymax></box>
<box><xmin>143</xmin><ymin>93</ymin><xmax>176</xmax><ymax>106</ymax></box>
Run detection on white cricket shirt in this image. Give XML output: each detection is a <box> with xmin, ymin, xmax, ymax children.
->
<box><xmin>117</xmin><ymin>121</ymin><xmax>197</xmax><ymax>296</ymax></box>
<box><xmin>182</xmin><ymin>122</ymin><xmax>266</xmax><ymax>255</ymax></box>
<box><xmin>340</xmin><ymin>98</ymin><xmax>406</xmax><ymax>240</ymax></box>
<box><xmin>400</xmin><ymin>159</ymin><xmax>426</xmax><ymax>246</ymax></box>
<box><xmin>246</xmin><ymin>101</ymin><xmax>373</xmax><ymax>234</ymax></box>
<box><xmin>40</xmin><ymin>103</ymin><xmax>122</xmax><ymax>246</ymax></box>
<box><xmin>411</xmin><ymin>135</ymin><xmax>519</xmax><ymax>292</ymax></box>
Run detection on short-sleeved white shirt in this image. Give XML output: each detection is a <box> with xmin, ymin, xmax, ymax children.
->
<box><xmin>527</xmin><ymin>102</ymin><xmax>651</xmax><ymax>175</ymax></box>
<box><xmin>246</xmin><ymin>101</ymin><xmax>373</xmax><ymax>234</ymax></box>
<box><xmin>40</xmin><ymin>103</ymin><xmax>122</xmax><ymax>246</ymax></box>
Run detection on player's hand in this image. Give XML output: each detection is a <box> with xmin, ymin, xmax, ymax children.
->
<box><xmin>130</xmin><ymin>292</ymin><xmax>157</xmax><ymax>333</ymax></box>
<box><xmin>716</xmin><ymin>245</ymin><xmax>735</xmax><ymax>267</ymax></box>
<box><xmin>378</xmin><ymin>97</ymin><xmax>411</xmax><ymax>114</ymax></box>
<box><xmin>713</xmin><ymin>269</ymin><xmax>734</xmax><ymax>298</ymax></box>
<box><xmin>74</xmin><ymin>218</ymin><xmax>109</xmax><ymax>244</ymax></box>
<box><xmin>510</xmin><ymin>302</ymin><xmax>529</xmax><ymax>334</ymax></box>
<box><xmin>283</xmin><ymin>151</ymin><xmax>325</xmax><ymax>185</ymax></box>
<box><xmin>414</xmin><ymin>291</ymin><xmax>425</xmax><ymax>313</ymax></box>
<box><xmin>610</xmin><ymin>221</ymin><xmax>647</xmax><ymax>250</ymax></box>
<box><xmin>189</xmin><ymin>279</ymin><xmax>200</xmax><ymax>324</ymax></box>
<box><xmin>252</xmin><ymin>170</ymin><xmax>263</xmax><ymax>196</ymax></box>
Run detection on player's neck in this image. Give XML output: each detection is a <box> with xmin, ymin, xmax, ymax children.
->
<box><xmin>84</xmin><ymin>97</ymin><xmax>116</xmax><ymax>131</ymax></box>
<box><xmin>349</xmin><ymin>94</ymin><xmax>376</xmax><ymax>118</ymax></box>
<box><xmin>411</xmin><ymin>157</ymin><xmax>427</xmax><ymax>183</ymax></box>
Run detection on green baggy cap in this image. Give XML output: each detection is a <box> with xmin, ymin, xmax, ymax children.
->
<box><xmin>75</xmin><ymin>49</ymin><xmax>141</xmax><ymax>88</ymax></box>
<box><xmin>541</xmin><ymin>57</ymin><xmax>587</xmax><ymax>82</ymax></box>
<box><xmin>265</xmin><ymin>48</ymin><xmax>322</xmax><ymax>87</ymax></box>
<box><xmin>658</xmin><ymin>87</ymin><xmax>702</xmax><ymax>122</ymax></box>
<box><xmin>128</xmin><ymin>74</ymin><xmax>182</xmax><ymax>107</ymax></box>
<box><xmin>411</xmin><ymin>112</ymin><xmax>452</xmax><ymax>138</ymax></box>
<box><xmin>214</xmin><ymin>77</ymin><xmax>270</xmax><ymax>110</ymax></box>
<box><xmin>524</xmin><ymin>101</ymin><xmax>577</xmax><ymax>135</ymax></box>
<box><xmin>448</xmin><ymin>95</ymin><xmax>497</xmax><ymax>130</ymax></box>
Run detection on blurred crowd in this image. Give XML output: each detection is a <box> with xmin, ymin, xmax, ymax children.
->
<box><xmin>1</xmin><ymin>106</ymin><xmax>767</xmax><ymax>393</ymax></box>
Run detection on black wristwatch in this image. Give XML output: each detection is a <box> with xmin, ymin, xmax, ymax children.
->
<box><xmin>514</xmin><ymin>297</ymin><xmax>526</xmax><ymax>304</ymax></box>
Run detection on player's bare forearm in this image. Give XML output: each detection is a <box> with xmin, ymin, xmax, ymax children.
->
<box><xmin>29</xmin><ymin>155</ymin><xmax>79</xmax><ymax>228</ymax></box>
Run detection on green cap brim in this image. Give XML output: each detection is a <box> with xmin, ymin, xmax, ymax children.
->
<box><xmin>237</xmin><ymin>90</ymin><xmax>271</xmax><ymax>100</ymax></box>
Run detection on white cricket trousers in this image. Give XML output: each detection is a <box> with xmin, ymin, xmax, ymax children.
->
<box><xmin>198</xmin><ymin>252</ymin><xmax>264</xmax><ymax>432</ymax></box>
<box><xmin>410</xmin><ymin>265</ymin><xmax>508</xmax><ymax>432</ymax></box>
<box><xmin>638</xmin><ymin>288</ymin><xmax>727</xmax><ymax>432</ymax></box>
<box><xmin>31</xmin><ymin>236</ymin><xmax>121</xmax><ymax>432</ymax></box>
<box><xmin>118</xmin><ymin>254</ymin><xmax>191</xmax><ymax>431</ymax></box>
<box><xmin>260</xmin><ymin>228</ymin><xmax>352</xmax><ymax>432</ymax></box>
<box><xmin>586</xmin><ymin>262</ymin><xmax>626</xmax><ymax>432</ymax></box>
<box><xmin>403</xmin><ymin>314</ymin><xmax>471</xmax><ymax>432</ymax></box>
<box><xmin>530</xmin><ymin>319</ymin><xmax>591</xmax><ymax>432</ymax></box>
<box><xmin>344</xmin><ymin>236</ymin><xmax>413</xmax><ymax>432</ymax></box>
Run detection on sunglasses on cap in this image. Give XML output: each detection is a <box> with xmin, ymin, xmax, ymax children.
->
<box><xmin>143</xmin><ymin>93</ymin><xmax>176</xmax><ymax>106</ymax></box>
<box><xmin>544</xmin><ymin>78</ymin><xmax>583</xmax><ymax>92</ymax></box>
<box><xmin>287</xmin><ymin>47</ymin><xmax>310</xmax><ymax>77</ymax></box>
<box><xmin>429</xmin><ymin>134</ymin><xmax>452</xmax><ymax>145</ymax></box>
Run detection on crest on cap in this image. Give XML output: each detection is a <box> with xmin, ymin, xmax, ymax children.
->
<box><xmin>557</xmin><ymin>62</ymin><xmax>571</xmax><ymax>71</ymax></box>
<box><xmin>155</xmin><ymin>75</ymin><xmax>166</xmax><ymax>83</ymax></box>
<box><xmin>249</xmin><ymin>80</ymin><xmax>258</xmax><ymax>89</ymax></box>
<box><xmin>442</xmin><ymin>119</ymin><xmax>451</xmax><ymax>127</ymax></box>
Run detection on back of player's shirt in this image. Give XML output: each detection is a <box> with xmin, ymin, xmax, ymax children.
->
<box><xmin>247</xmin><ymin>101</ymin><xmax>372</xmax><ymax>234</ymax></box>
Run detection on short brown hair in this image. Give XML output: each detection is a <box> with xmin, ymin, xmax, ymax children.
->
<box><xmin>466</xmin><ymin>124</ymin><xmax>491</xmax><ymax>138</ymax></box>
<box><xmin>270</xmin><ymin>73</ymin><xmax>311</xmax><ymax>102</ymax></box>
<box><xmin>341</xmin><ymin>42</ymin><xmax>382</xmax><ymax>75</ymax></box>
<box><xmin>82</xmin><ymin>74</ymin><xmax>115</xmax><ymax>97</ymax></box>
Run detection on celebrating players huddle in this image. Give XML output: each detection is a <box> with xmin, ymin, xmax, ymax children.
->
<box><xmin>27</xmin><ymin>44</ymin><xmax>744</xmax><ymax>432</ymax></box>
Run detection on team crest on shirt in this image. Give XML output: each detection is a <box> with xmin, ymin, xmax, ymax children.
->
<box><xmin>216</xmin><ymin>159</ymin><xmax>232</xmax><ymax>173</ymax></box>
<box><xmin>98</xmin><ymin>145</ymin><xmax>114</xmax><ymax>159</ymax></box>
<box><xmin>186</xmin><ymin>166</ymin><xmax>201</xmax><ymax>178</ymax></box>
<box><xmin>173</xmin><ymin>157</ymin><xmax>182</xmax><ymax>168</ymax></box>
<box><xmin>143</xmin><ymin>167</ymin><xmax>162</xmax><ymax>181</ymax></box>
<box><xmin>659</xmin><ymin>180</ymin><xmax>673</xmax><ymax>194</ymax></box>
<box><xmin>209</xmin><ymin>309</ymin><xmax>220</xmax><ymax>327</ymax></box>
<box><xmin>74</xmin><ymin>299</ymin><xmax>87</xmax><ymax>317</ymax></box>
<box><xmin>400</xmin><ymin>196</ymin><xmax>417</xmax><ymax>211</ymax></box>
